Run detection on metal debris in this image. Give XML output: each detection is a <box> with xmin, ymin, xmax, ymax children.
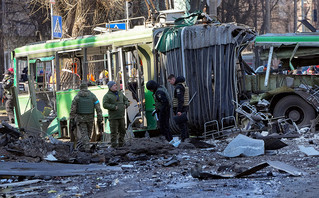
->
<box><xmin>298</xmin><ymin>145</ymin><xmax>319</xmax><ymax>156</ymax></box>
<box><xmin>218</xmin><ymin>134</ymin><xmax>265</xmax><ymax>157</ymax></box>
<box><xmin>0</xmin><ymin>162</ymin><xmax>121</xmax><ymax>177</ymax></box>
<box><xmin>191</xmin><ymin>160</ymin><xmax>306</xmax><ymax>180</ymax></box>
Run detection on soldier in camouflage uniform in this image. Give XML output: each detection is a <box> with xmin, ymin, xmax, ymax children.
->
<box><xmin>2</xmin><ymin>68</ymin><xmax>15</xmax><ymax>124</ymax></box>
<box><xmin>146</xmin><ymin>80</ymin><xmax>173</xmax><ymax>142</ymax></box>
<box><xmin>103</xmin><ymin>81</ymin><xmax>129</xmax><ymax>148</ymax></box>
<box><xmin>70</xmin><ymin>83</ymin><xmax>103</xmax><ymax>152</ymax></box>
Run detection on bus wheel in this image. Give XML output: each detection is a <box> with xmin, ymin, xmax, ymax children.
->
<box><xmin>273</xmin><ymin>95</ymin><xmax>316</xmax><ymax>127</ymax></box>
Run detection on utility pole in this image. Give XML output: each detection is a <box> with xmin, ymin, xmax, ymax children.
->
<box><xmin>50</xmin><ymin>0</ymin><xmax>55</xmax><ymax>39</ymax></box>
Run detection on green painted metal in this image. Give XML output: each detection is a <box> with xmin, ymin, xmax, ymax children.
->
<box><xmin>55</xmin><ymin>86</ymin><xmax>109</xmax><ymax>119</ymax></box>
<box><xmin>245</xmin><ymin>74</ymin><xmax>319</xmax><ymax>93</ymax></box>
<box><xmin>14</xmin><ymin>28</ymin><xmax>153</xmax><ymax>58</ymax></box>
<box><xmin>47</xmin><ymin>117</ymin><xmax>59</xmax><ymax>136</ymax></box>
<box><xmin>17</xmin><ymin>94</ymin><xmax>32</xmax><ymax>115</ymax></box>
<box><xmin>29</xmin><ymin>56</ymin><xmax>55</xmax><ymax>63</ymax></box>
<box><xmin>255</xmin><ymin>34</ymin><xmax>319</xmax><ymax>46</ymax></box>
<box><xmin>14</xmin><ymin>27</ymin><xmax>158</xmax><ymax>136</ymax></box>
<box><xmin>138</xmin><ymin>44</ymin><xmax>153</xmax><ymax>81</ymax></box>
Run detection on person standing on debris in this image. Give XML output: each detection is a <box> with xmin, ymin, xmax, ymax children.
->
<box><xmin>70</xmin><ymin>82</ymin><xmax>103</xmax><ymax>152</ymax></box>
<box><xmin>168</xmin><ymin>74</ymin><xmax>189</xmax><ymax>142</ymax></box>
<box><xmin>2</xmin><ymin>68</ymin><xmax>15</xmax><ymax>124</ymax></box>
<box><xmin>103</xmin><ymin>81</ymin><xmax>129</xmax><ymax>148</ymax></box>
<box><xmin>146</xmin><ymin>80</ymin><xmax>173</xmax><ymax>142</ymax></box>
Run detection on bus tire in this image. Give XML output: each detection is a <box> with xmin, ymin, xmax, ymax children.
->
<box><xmin>273</xmin><ymin>95</ymin><xmax>316</xmax><ymax>127</ymax></box>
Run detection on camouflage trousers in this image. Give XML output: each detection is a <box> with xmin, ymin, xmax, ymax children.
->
<box><xmin>75</xmin><ymin>122</ymin><xmax>93</xmax><ymax>152</ymax></box>
<box><xmin>5</xmin><ymin>97</ymin><xmax>14</xmax><ymax>124</ymax></box>
<box><xmin>109</xmin><ymin>118</ymin><xmax>126</xmax><ymax>148</ymax></box>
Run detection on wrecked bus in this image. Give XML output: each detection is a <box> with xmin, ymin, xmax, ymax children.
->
<box><xmin>12</xmin><ymin>14</ymin><xmax>258</xmax><ymax>139</ymax></box>
<box><xmin>241</xmin><ymin>33</ymin><xmax>319</xmax><ymax>128</ymax></box>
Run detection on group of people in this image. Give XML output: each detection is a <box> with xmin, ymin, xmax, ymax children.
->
<box><xmin>70</xmin><ymin>73</ymin><xmax>189</xmax><ymax>151</ymax></box>
<box><xmin>70</xmin><ymin>80</ymin><xmax>129</xmax><ymax>151</ymax></box>
<box><xmin>146</xmin><ymin>74</ymin><xmax>189</xmax><ymax>143</ymax></box>
<box><xmin>2</xmin><ymin>67</ymin><xmax>189</xmax><ymax>151</ymax></box>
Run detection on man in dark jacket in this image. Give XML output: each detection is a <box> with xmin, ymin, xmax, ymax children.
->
<box><xmin>70</xmin><ymin>82</ymin><xmax>103</xmax><ymax>152</ymax></box>
<box><xmin>146</xmin><ymin>80</ymin><xmax>172</xmax><ymax>142</ymax></box>
<box><xmin>2</xmin><ymin>68</ymin><xmax>15</xmax><ymax>123</ymax></box>
<box><xmin>168</xmin><ymin>74</ymin><xmax>189</xmax><ymax>142</ymax></box>
<box><xmin>103</xmin><ymin>81</ymin><xmax>129</xmax><ymax>148</ymax></box>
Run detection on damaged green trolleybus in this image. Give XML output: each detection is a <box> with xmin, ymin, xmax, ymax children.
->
<box><xmin>16</xmin><ymin>14</ymin><xmax>314</xmax><ymax>140</ymax></box>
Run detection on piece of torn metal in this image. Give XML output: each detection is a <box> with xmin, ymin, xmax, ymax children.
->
<box><xmin>191</xmin><ymin>160</ymin><xmax>306</xmax><ymax>180</ymax></box>
<box><xmin>253</xmin><ymin>134</ymin><xmax>300</xmax><ymax>139</ymax></box>
<box><xmin>298</xmin><ymin>145</ymin><xmax>319</xmax><ymax>156</ymax></box>
<box><xmin>0</xmin><ymin>179</ymin><xmax>42</xmax><ymax>188</ymax></box>
<box><xmin>218</xmin><ymin>134</ymin><xmax>264</xmax><ymax>157</ymax></box>
<box><xmin>0</xmin><ymin>162</ymin><xmax>122</xmax><ymax>177</ymax></box>
<box><xmin>263</xmin><ymin>138</ymin><xmax>288</xmax><ymax>150</ymax></box>
<box><xmin>237</xmin><ymin>160</ymin><xmax>306</xmax><ymax>177</ymax></box>
<box><xmin>267</xmin><ymin>160</ymin><xmax>306</xmax><ymax>176</ymax></box>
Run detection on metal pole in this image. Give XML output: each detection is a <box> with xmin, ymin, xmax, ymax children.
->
<box><xmin>82</xmin><ymin>48</ymin><xmax>88</xmax><ymax>83</ymax></box>
<box><xmin>50</xmin><ymin>3</ymin><xmax>54</xmax><ymax>40</ymax></box>
<box><xmin>264</xmin><ymin>46</ymin><xmax>274</xmax><ymax>87</ymax></box>
<box><xmin>55</xmin><ymin>52</ymin><xmax>60</xmax><ymax>91</ymax></box>
<box><xmin>107</xmin><ymin>51</ymin><xmax>113</xmax><ymax>82</ymax></box>
<box><xmin>119</xmin><ymin>48</ymin><xmax>126</xmax><ymax>92</ymax></box>
<box><xmin>135</xmin><ymin>45</ymin><xmax>144</xmax><ymax>126</ymax></box>
<box><xmin>181</xmin><ymin>27</ymin><xmax>186</xmax><ymax>78</ymax></box>
<box><xmin>126</xmin><ymin>1</ymin><xmax>130</xmax><ymax>30</ymax></box>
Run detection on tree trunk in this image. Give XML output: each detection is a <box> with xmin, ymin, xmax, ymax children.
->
<box><xmin>265</xmin><ymin>0</ymin><xmax>270</xmax><ymax>33</ymax></box>
<box><xmin>294</xmin><ymin>0</ymin><xmax>297</xmax><ymax>32</ymax></box>
<box><xmin>254</xmin><ymin>0</ymin><xmax>258</xmax><ymax>31</ymax></box>
<box><xmin>0</xmin><ymin>0</ymin><xmax>4</xmax><ymax>77</ymax></box>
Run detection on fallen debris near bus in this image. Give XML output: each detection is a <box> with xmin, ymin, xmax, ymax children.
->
<box><xmin>191</xmin><ymin>160</ymin><xmax>306</xmax><ymax>180</ymax></box>
<box><xmin>1</xmin><ymin>130</ymin><xmax>319</xmax><ymax>197</ymax></box>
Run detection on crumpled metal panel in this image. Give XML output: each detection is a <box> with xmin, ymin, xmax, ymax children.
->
<box><xmin>158</xmin><ymin>23</ymin><xmax>256</xmax><ymax>133</ymax></box>
<box><xmin>183</xmin><ymin>23</ymin><xmax>254</xmax><ymax>49</ymax></box>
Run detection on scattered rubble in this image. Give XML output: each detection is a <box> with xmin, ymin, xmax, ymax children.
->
<box><xmin>1</xmin><ymin>103</ymin><xmax>319</xmax><ymax>197</ymax></box>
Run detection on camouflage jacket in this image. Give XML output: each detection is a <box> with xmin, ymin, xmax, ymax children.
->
<box><xmin>103</xmin><ymin>90</ymin><xmax>129</xmax><ymax>120</ymax></box>
<box><xmin>2</xmin><ymin>74</ymin><xmax>14</xmax><ymax>96</ymax></box>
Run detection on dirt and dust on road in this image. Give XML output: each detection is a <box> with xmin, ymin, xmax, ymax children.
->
<box><xmin>1</xmin><ymin>111</ymin><xmax>319</xmax><ymax>197</ymax></box>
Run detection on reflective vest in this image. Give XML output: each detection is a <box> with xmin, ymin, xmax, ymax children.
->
<box><xmin>77</xmin><ymin>94</ymin><xmax>94</xmax><ymax>114</ymax></box>
<box><xmin>172</xmin><ymin>83</ymin><xmax>189</xmax><ymax>107</ymax></box>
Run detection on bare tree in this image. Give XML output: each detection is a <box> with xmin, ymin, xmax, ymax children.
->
<box><xmin>29</xmin><ymin>0</ymin><xmax>145</xmax><ymax>37</ymax></box>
